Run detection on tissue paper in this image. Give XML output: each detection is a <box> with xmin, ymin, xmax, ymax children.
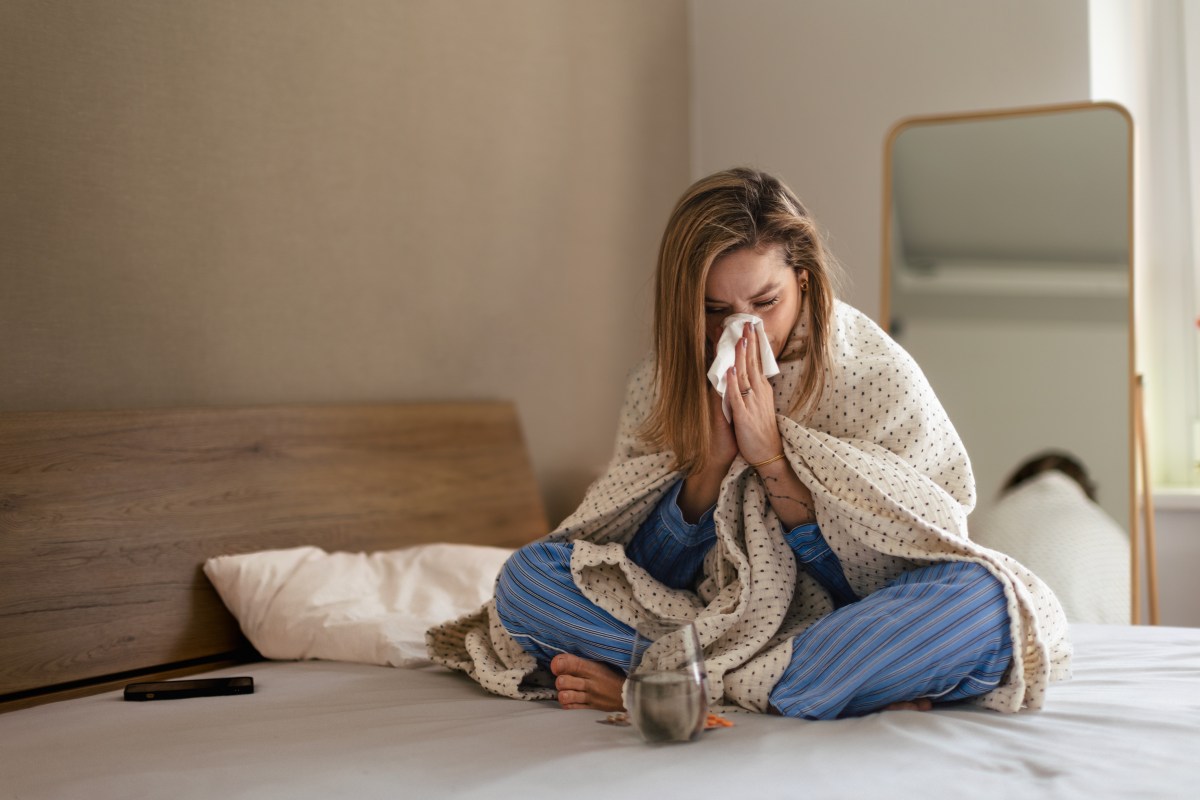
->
<box><xmin>706</xmin><ymin>313</ymin><xmax>780</xmax><ymax>422</ymax></box>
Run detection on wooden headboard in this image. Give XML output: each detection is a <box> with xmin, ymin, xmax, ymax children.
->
<box><xmin>0</xmin><ymin>402</ymin><xmax>547</xmax><ymax>710</ymax></box>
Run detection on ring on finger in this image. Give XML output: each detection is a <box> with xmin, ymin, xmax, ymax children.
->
<box><xmin>740</xmin><ymin>388</ymin><xmax>751</xmax><ymax>396</ymax></box>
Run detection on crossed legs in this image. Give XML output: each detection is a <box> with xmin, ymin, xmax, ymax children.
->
<box><xmin>494</xmin><ymin>541</ymin><xmax>1011</xmax><ymax>719</ymax></box>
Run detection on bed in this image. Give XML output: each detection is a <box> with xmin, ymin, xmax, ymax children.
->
<box><xmin>2</xmin><ymin>403</ymin><xmax>1198</xmax><ymax>799</ymax></box>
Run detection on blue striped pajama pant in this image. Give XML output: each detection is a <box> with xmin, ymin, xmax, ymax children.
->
<box><xmin>494</xmin><ymin>485</ymin><xmax>1012</xmax><ymax>720</ymax></box>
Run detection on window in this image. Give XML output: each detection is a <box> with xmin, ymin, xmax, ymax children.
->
<box><xmin>1090</xmin><ymin>0</ymin><xmax>1200</xmax><ymax>489</ymax></box>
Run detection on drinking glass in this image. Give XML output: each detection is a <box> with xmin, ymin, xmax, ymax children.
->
<box><xmin>626</xmin><ymin>618</ymin><xmax>707</xmax><ymax>743</ymax></box>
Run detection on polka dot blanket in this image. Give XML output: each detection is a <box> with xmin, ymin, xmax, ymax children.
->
<box><xmin>427</xmin><ymin>301</ymin><xmax>1071</xmax><ymax>713</ymax></box>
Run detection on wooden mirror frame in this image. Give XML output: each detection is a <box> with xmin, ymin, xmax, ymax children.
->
<box><xmin>880</xmin><ymin>101</ymin><xmax>1156</xmax><ymax>623</ymax></box>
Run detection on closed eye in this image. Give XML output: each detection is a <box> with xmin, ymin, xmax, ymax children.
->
<box><xmin>704</xmin><ymin>294</ymin><xmax>780</xmax><ymax>315</ymax></box>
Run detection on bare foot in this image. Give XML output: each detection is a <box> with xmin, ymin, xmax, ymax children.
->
<box><xmin>549</xmin><ymin>653</ymin><xmax>626</xmax><ymax>711</ymax></box>
<box><xmin>884</xmin><ymin>698</ymin><xmax>933</xmax><ymax>712</ymax></box>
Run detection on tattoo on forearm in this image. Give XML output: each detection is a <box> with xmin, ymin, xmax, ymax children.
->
<box><xmin>761</xmin><ymin>475</ymin><xmax>816</xmax><ymax>521</ymax></box>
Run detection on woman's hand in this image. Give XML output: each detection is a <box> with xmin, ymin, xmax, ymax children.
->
<box><xmin>726</xmin><ymin>324</ymin><xmax>816</xmax><ymax>529</ymax></box>
<box><xmin>679</xmin><ymin>386</ymin><xmax>737</xmax><ymax>523</ymax></box>
<box><xmin>676</xmin><ymin>357</ymin><xmax>739</xmax><ymax>525</ymax></box>
<box><xmin>725</xmin><ymin>323</ymin><xmax>784</xmax><ymax>465</ymax></box>
<box><xmin>706</xmin><ymin>383</ymin><xmax>739</xmax><ymax>470</ymax></box>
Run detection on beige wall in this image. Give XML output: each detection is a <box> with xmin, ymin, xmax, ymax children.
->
<box><xmin>690</xmin><ymin>0</ymin><xmax>1092</xmax><ymax>318</ymax></box>
<box><xmin>0</xmin><ymin>0</ymin><xmax>690</xmax><ymax>525</ymax></box>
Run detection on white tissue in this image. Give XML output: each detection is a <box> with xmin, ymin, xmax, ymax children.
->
<box><xmin>706</xmin><ymin>313</ymin><xmax>780</xmax><ymax>422</ymax></box>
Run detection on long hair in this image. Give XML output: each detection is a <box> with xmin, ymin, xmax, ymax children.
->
<box><xmin>640</xmin><ymin>167</ymin><xmax>841</xmax><ymax>474</ymax></box>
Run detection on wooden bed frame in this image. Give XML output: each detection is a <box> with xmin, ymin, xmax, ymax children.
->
<box><xmin>0</xmin><ymin>402</ymin><xmax>547</xmax><ymax>712</ymax></box>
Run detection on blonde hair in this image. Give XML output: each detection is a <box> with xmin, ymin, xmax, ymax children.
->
<box><xmin>641</xmin><ymin>168</ymin><xmax>841</xmax><ymax>474</ymax></box>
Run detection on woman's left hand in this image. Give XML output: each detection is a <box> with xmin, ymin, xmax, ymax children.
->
<box><xmin>725</xmin><ymin>324</ymin><xmax>784</xmax><ymax>464</ymax></box>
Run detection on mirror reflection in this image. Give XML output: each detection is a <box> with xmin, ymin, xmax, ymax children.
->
<box><xmin>884</xmin><ymin>103</ymin><xmax>1134</xmax><ymax>623</ymax></box>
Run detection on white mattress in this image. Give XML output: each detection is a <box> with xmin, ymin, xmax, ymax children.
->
<box><xmin>4</xmin><ymin>624</ymin><xmax>1199</xmax><ymax>800</ymax></box>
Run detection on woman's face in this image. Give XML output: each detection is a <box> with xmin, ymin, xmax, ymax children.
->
<box><xmin>704</xmin><ymin>244</ymin><xmax>804</xmax><ymax>360</ymax></box>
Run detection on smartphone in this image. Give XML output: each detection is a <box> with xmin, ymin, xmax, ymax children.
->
<box><xmin>123</xmin><ymin>676</ymin><xmax>254</xmax><ymax>701</ymax></box>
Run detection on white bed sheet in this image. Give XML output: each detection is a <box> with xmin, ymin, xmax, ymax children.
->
<box><xmin>3</xmin><ymin>624</ymin><xmax>1198</xmax><ymax>800</ymax></box>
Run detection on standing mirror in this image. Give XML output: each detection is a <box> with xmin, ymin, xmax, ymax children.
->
<box><xmin>882</xmin><ymin>102</ymin><xmax>1137</xmax><ymax>622</ymax></box>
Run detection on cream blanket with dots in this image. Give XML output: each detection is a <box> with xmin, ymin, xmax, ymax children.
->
<box><xmin>427</xmin><ymin>301</ymin><xmax>1072</xmax><ymax>713</ymax></box>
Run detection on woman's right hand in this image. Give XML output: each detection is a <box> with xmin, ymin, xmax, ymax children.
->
<box><xmin>705</xmin><ymin>384</ymin><xmax>739</xmax><ymax>474</ymax></box>
<box><xmin>679</xmin><ymin>387</ymin><xmax>738</xmax><ymax>523</ymax></box>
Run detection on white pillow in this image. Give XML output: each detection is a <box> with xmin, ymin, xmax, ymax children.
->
<box><xmin>203</xmin><ymin>543</ymin><xmax>513</xmax><ymax>668</ymax></box>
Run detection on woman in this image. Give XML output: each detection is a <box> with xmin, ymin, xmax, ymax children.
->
<box><xmin>429</xmin><ymin>168</ymin><xmax>1070</xmax><ymax>719</ymax></box>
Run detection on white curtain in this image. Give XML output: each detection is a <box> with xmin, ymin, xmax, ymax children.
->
<box><xmin>1090</xmin><ymin>0</ymin><xmax>1200</xmax><ymax>488</ymax></box>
